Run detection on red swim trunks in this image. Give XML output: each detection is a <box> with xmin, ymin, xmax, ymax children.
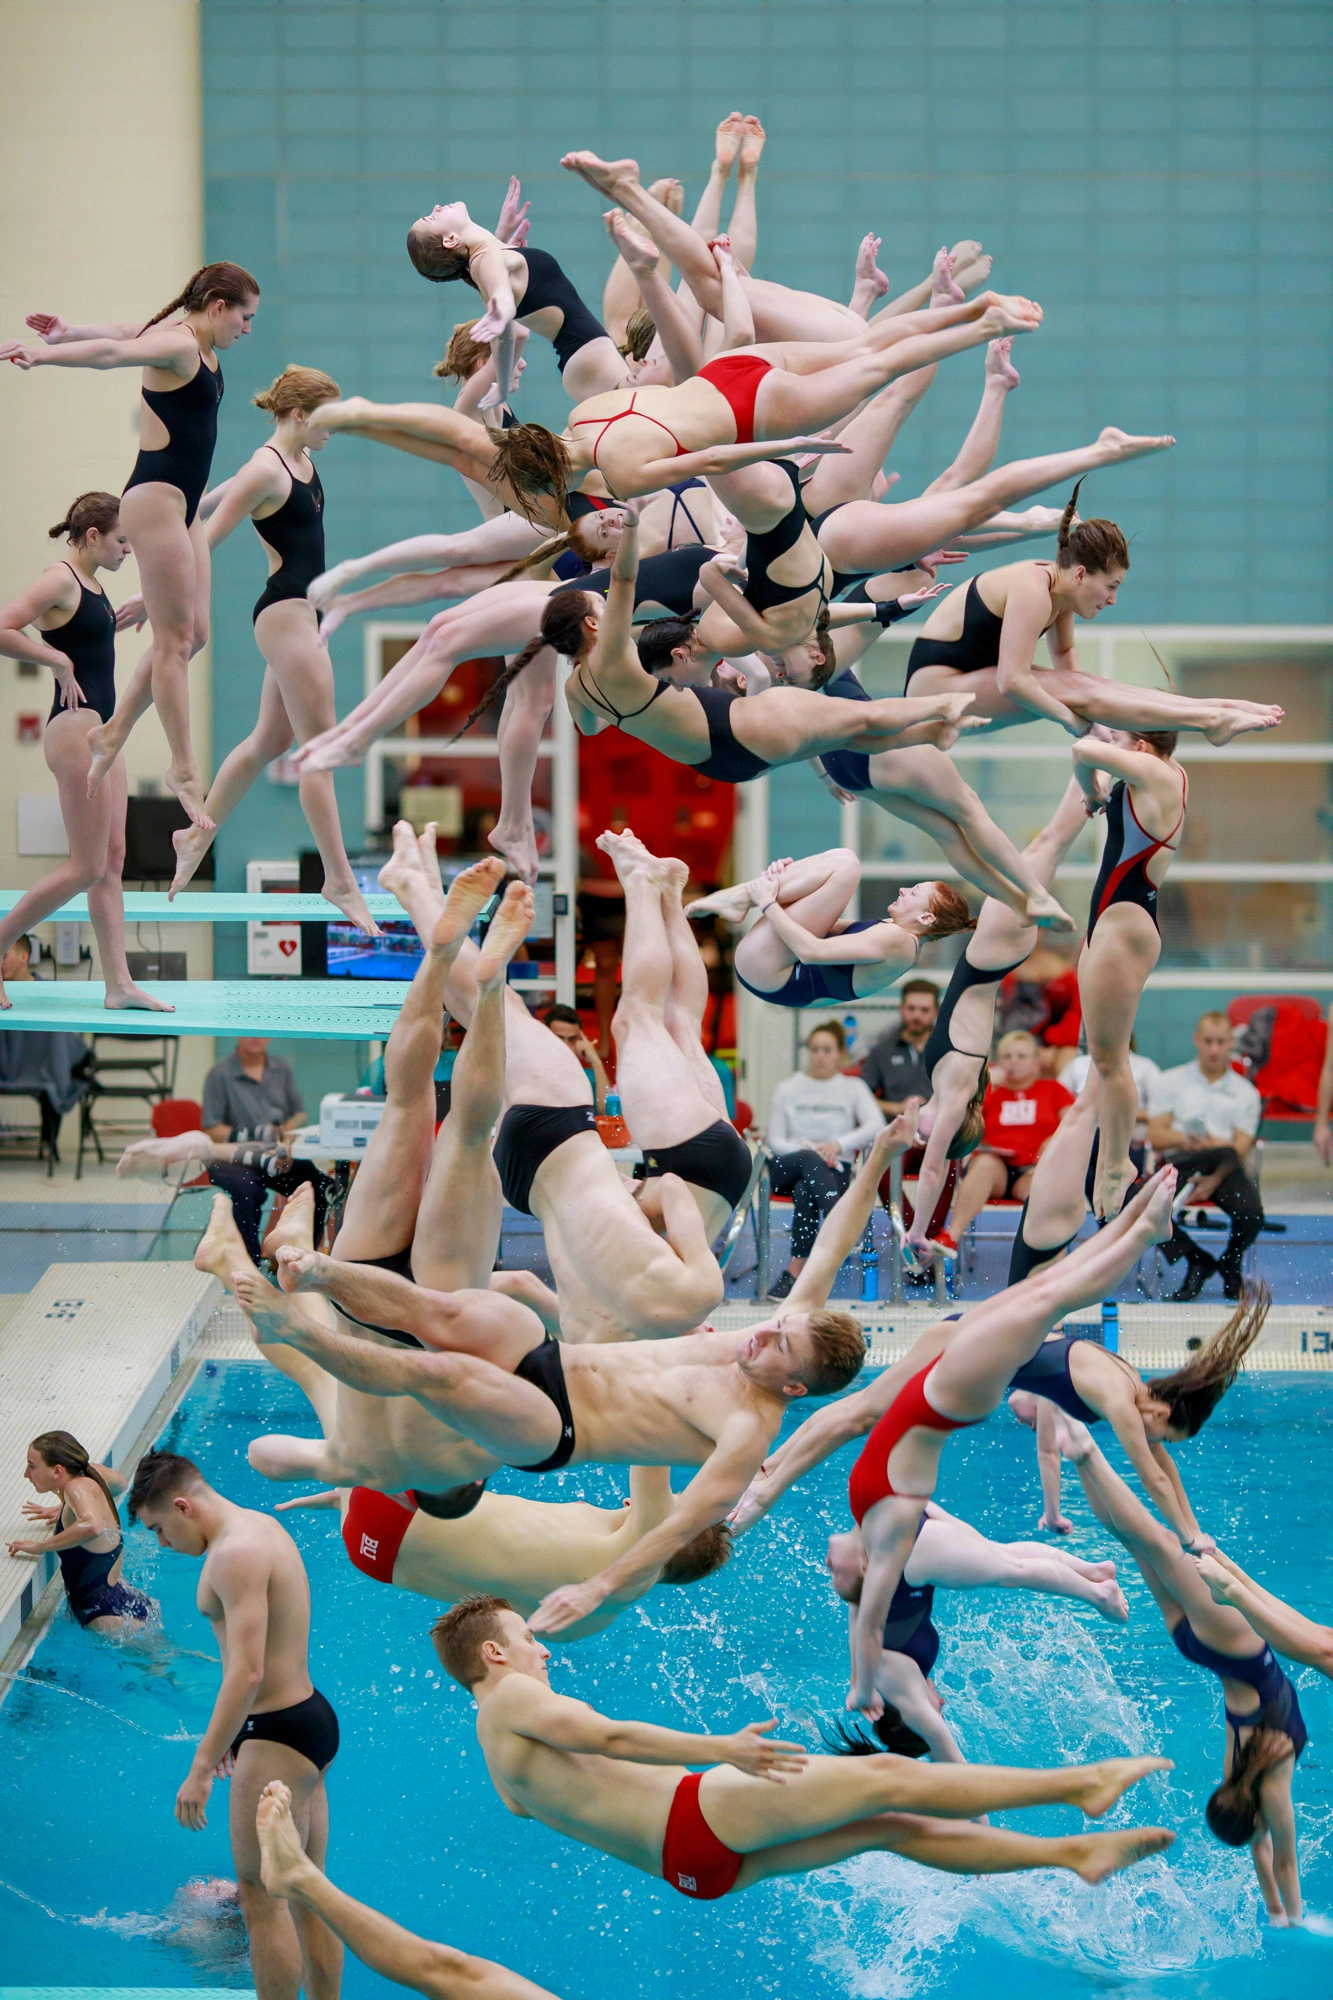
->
<box><xmin>696</xmin><ymin>354</ymin><xmax>773</xmax><ymax>446</ymax></box>
<box><xmin>661</xmin><ymin>1772</ymin><xmax>744</xmax><ymax>1899</ymax></box>
<box><xmin>846</xmin><ymin>1363</ymin><xmax>981</xmax><ymax>1526</ymax></box>
<box><xmin>342</xmin><ymin>1486</ymin><xmax>416</xmax><ymax>1582</ymax></box>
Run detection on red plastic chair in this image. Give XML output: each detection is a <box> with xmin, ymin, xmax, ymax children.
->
<box><xmin>1226</xmin><ymin>993</ymin><xmax>1326</xmax><ymax>1134</ymax></box>
<box><xmin>151</xmin><ymin>1098</ymin><xmax>203</xmax><ymax>1138</ymax></box>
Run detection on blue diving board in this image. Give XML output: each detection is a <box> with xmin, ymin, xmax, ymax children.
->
<box><xmin>0</xmin><ymin>890</ymin><xmax>404</xmax><ymax>924</ymax></box>
<box><xmin>0</xmin><ymin>980</ymin><xmax>404</xmax><ymax>1040</ymax></box>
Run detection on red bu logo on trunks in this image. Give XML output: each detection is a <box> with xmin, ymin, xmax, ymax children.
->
<box><xmin>342</xmin><ymin>1487</ymin><xmax>417</xmax><ymax>1582</ymax></box>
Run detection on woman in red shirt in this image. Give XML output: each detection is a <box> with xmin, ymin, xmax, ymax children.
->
<box><xmin>941</xmin><ymin>1031</ymin><xmax>1072</xmax><ymax>1254</ymax></box>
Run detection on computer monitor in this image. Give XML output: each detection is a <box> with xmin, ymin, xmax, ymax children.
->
<box><xmin>315</xmin><ymin>858</ymin><xmax>553</xmax><ymax>980</ymax></box>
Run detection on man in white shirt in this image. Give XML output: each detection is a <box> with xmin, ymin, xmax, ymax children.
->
<box><xmin>1147</xmin><ymin>1011</ymin><xmax>1263</xmax><ymax>1302</ymax></box>
<box><xmin>764</xmin><ymin>1020</ymin><xmax>884</xmax><ymax>1297</ymax></box>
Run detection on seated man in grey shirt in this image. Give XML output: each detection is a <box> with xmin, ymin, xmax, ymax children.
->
<box><xmin>201</xmin><ymin>1039</ymin><xmax>327</xmax><ymax>1262</ymax></box>
<box><xmin>859</xmin><ymin>979</ymin><xmax>940</xmax><ymax>1112</ymax></box>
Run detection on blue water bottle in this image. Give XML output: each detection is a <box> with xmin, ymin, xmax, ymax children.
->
<box><xmin>1101</xmin><ymin>1297</ymin><xmax>1120</xmax><ymax>1353</ymax></box>
<box><xmin>605</xmin><ymin>1089</ymin><xmax>621</xmax><ymax>1118</ymax></box>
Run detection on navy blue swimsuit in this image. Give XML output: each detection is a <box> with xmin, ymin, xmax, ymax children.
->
<box><xmin>1008</xmin><ymin>1334</ymin><xmax>1101</xmax><ymax>1424</ymax></box>
<box><xmin>736</xmin><ymin>919</ymin><xmax>887</xmax><ymax>1008</ymax></box>
<box><xmin>1171</xmin><ymin>1619</ymin><xmax>1308</xmax><ymax>1759</ymax></box>
<box><xmin>59</xmin><ymin>1533</ymin><xmax>152</xmax><ymax>1629</ymax></box>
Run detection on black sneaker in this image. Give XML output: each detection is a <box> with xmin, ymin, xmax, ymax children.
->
<box><xmin>766</xmin><ymin>1269</ymin><xmax>796</xmax><ymax>1299</ymax></box>
<box><xmin>1169</xmin><ymin>1253</ymin><xmax>1218</xmax><ymax>1303</ymax></box>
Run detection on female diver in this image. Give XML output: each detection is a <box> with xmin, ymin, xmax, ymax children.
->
<box><xmin>2</xmin><ymin>262</ymin><xmax>261</xmax><ymax>826</ymax></box>
<box><xmin>0</xmin><ymin>493</ymin><xmax>174</xmax><ymax>1015</ymax></box>
<box><xmin>8</xmin><ymin>1431</ymin><xmax>156</xmax><ymax>1636</ymax></box>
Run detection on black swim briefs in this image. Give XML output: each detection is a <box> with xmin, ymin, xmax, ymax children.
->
<box><xmin>640</xmin><ymin>1119</ymin><xmax>752</xmax><ymax>1211</ymax></box>
<box><xmin>230</xmin><ymin>1687</ymin><xmax>340</xmax><ymax>1772</ymax></box>
<box><xmin>508</xmin><ymin>1334</ymin><xmax>577</xmax><ymax>1472</ymax></box>
<box><xmin>493</xmin><ymin>1103</ymin><xmax>598</xmax><ymax>1216</ymax></box>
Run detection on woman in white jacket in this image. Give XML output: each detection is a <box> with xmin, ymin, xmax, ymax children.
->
<box><xmin>764</xmin><ymin>1020</ymin><xmax>884</xmax><ymax>1297</ymax></box>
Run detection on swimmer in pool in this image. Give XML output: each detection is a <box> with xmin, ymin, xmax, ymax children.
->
<box><xmin>228</xmin><ymin>1121</ymin><xmax>916</xmax><ymax>1636</ymax></box>
<box><xmin>1055</xmin><ymin>1416</ymin><xmax>1305</xmax><ymax>1926</ymax></box>
<box><xmin>256</xmin><ymin>1778</ymin><xmax>562</xmax><ymax>2000</ymax></box>
<box><xmin>127</xmin><ymin>1448</ymin><xmax>343</xmax><ymax>1997</ymax></box>
<box><xmin>823</xmin><ymin>1502</ymin><xmax>1128</xmax><ymax>1763</ymax></box>
<box><xmin>8</xmin><ymin>1430</ymin><xmax>156</xmax><ymax>1636</ymax></box>
<box><xmin>273</xmin><ymin>1467</ymin><xmax>730</xmax><ymax>1642</ymax></box>
<box><xmin>430</xmin><ymin>1595</ymin><xmax>1172</xmax><ymax>1896</ymax></box>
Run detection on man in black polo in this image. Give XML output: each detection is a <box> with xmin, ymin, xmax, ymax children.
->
<box><xmin>859</xmin><ymin>980</ymin><xmax>940</xmax><ymax>1113</ymax></box>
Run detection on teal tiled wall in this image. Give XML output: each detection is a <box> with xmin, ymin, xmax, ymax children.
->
<box><xmin>203</xmin><ymin>0</ymin><xmax>1331</xmax><ymax>905</ymax></box>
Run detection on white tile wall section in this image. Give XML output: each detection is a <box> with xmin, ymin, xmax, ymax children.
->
<box><xmin>0</xmin><ymin>1263</ymin><xmax>221</xmax><ymax>1660</ymax></box>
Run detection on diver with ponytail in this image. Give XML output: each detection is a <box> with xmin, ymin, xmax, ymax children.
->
<box><xmin>1056</xmin><ymin>1412</ymin><xmax>1304</xmax><ymax>1926</ymax></box>
<box><xmin>0</xmin><ymin>496</ymin><xmax>173</xmax><ymax>1015</ymax></box>
<box><xmin>8</xmin><ymin>1431</ymin><xmax>156</xmax><ymax>1635</ymax></box>
<box><xmin>904</xmin><ymin>476</ymin><xmax>1283</xmax><ymax>744</ymax></box>
<box><xmin>1</xmin><ymin>262</ymin><xmax>261</xmax><ymax>829</ymax></box>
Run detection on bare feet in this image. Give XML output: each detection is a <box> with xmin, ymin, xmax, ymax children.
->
<box><xmin>487</xmin><ymin>815</ymin><xmax>539</xmax><ymax>885</ymax></box>
<box><xmin>985</xmin><ymin>335</ymin><xmax>1020</xmax><ymax>392</ymax></box>
<box><xmin>1194</xmin><ymin>1552</ymin><xmax>1242</xmax><ymax>1607</ymax></box>
<box><xmin>948</xmin><ymin>240</ymin><xmax>992</xmax><ymax>294</ymax></box>
<box><xmin>256</xmin><ymin>1780</ymin><xmax>318</xmax><ymax>1903</ymax></box>
<box><xmin>262</xmin><ymin>1181</ymin><xmax>317</xmax><ymax>1285</ymax></box>
<box><xmin>849</xmin><ymin>233</ymin><xmax>890</xmax><ymax>318</ymax></box>
<box><xmin>1025</xmin><ymin>888</ymin><xmax>1077</xmax><ymax>934</ymax></box>
<box><xmin>194</xmin><ymin>1193</ymin><xmax>251</xmax><ymax>1288</ymax></box>
<box><xmin>713</xmin><ymin>113</ymin><xmax>745</xmax><ymax>172</ymax></box>
<box><xmin>306</xmin><ymin>562</ymin><xmax>352</xmax><ymax>614</ymax></box>
<box><xmin>377</xmin><ymin>819</ymin><xmax>449</xmax><ymax>943</ymax></box>
<box><xmin>103</xmin><ymin>980</ymin><xmax>177</xmax><ymax>1013</ymax></box>
<box><xmin>930</xmin><ymin>246</ymin><xmax>965</xmax><ymax>308</ymax></box>
<box><xmin>475</xmin><ymin>879</ymin><xmax>535</xmax><ymax>987</ymax></box>
<box><xmin>1091</xmin><ymin>1578</ymin><xmax>1130</xmax><ymax>1623</ymax></box>
<box><xmin>1052</xmin><ymin>1411</ymin><xmax>1097</xmax><ymax>1464</ymax></box>
<box><xmin>560</xmin><ymin>152</ymin><xmax>641</xmax><ymax>201</ymax></box>
<box><xmin>1095</xmin><ymin>426</ymin><xmax>1177</xmax><ymax>462</ymax></box>
<box><xmin>84</xmin><ymin>723</ymin><xmax>122</xmax><ymax>800</ymax></box>
<box><xmin>272</xmin><ymin>1245</ymin><xmax>333</xmax><ymax>1294</ymax></box>
<box><xmin>117</xmin><ymin>1130</ymin><xmax>213</xmax><ymax>1180</ymax></box>
<box><xmin>169</xmin><ymin>823</ymin><xmax>217</xmax><ymax>899</ymax></box>
<box><xmin>165</xmin><ymin>763</ymin><xmax>215</xmax><ymax>833</ymax></box>
<box><xmin>646</xmin><ymin>175</ymin><xmax>685</xmax><ymax>215</ymax></box>
<box><xmin>596</xmin><ymin>825</ymin><xmax>675</xmax><ymax>890</ymax></box>
<box><xmin>1066</xmin><ymin>1825</ymin><xmax>1175</xmax><ymax>1884</ymax></box>
<box><xmin>232</xmin><ymin>1261</ymin><xmax>309</xmax><ymax>1344</ymax></box>
<box><xmin>296</xmin><ymin>732</ymin><xmax>367</xmax><ymax>774</ymax></box>
<box><xmin>1203</xmin><ymin>704</ymin><xmax>1283</xmax><ymax>746</ymax></box>
<box><xmin>604</xmin><ymin>208</ymin><xmax>660</xmax><ymax>278</ymax></box>
<box><xmin>320</xmin><ymin>876</ymin><xmax>381</xmax><ymax>938</ymax></box>
<box><xmin>432</xmin><ymin>853</ymin><xmax>507</xmax><ymax>955</ymax></box>
<box><xmin>686</xmin><ymin>882</ymin><xmax>755</xmax><ymax>925</ymax></box>
<box><xmin>738</xmin><ymin>115</ymin><xmax>766</xmax><ymax>172</ymax></box>
<box><xmin>1066</xmin><ymin>1755</ymin><xmax>1173</xmax><ymax>1820</ymax></box>
<box><xmin>977</xmin><ymin>292</ymin><xmax>1043</xmax><ymax>337</ymax></box>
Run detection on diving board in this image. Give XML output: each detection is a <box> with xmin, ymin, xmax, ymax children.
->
<box><xmin>0</xmin><ymin>891</ymin><xmax>405</xmax><ymax>924</ymax></box>
<box><xmin>0</xmin><ymin>980</ymin><xmax>405</xmax><ymax>1040</ymax></box>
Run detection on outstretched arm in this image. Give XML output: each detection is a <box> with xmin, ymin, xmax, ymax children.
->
<box><xmin>1097</xmin><ymin>1385</ymin><xmax>1204</xmax><ymax>1545</ymax></box>
<box><xmin>530</xmin><ymin>1416</ymin><xmax>769</xmax><ymax>1632</ymax></box>
<box><xmin>499</xmin><ymin>1676</ymin><xmax>804</xmax><ymax>1776</ymax></box>
<box><xmin>0</xmin><ymin>324</ymin><xmax>200</xmax><ymax>374</ymax></box>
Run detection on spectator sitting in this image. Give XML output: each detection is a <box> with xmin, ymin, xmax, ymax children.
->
<box><xmin>199</xmin><ymin>1038</ymin><xmax>330</xmax><ymax>1263</ymax></box>
<box><xmin>2</xmin><ymin>934</ymin><xmax>38</xmax><ymax>987</ymax></box>
<box><xmin>764</xmin><ymin>1019</ymin><xmax>884</xmax><ymax>1298</ymax></box>
<box><xmin>1147</xmin><ymin>1011</ymin><xmax>1263</xmax><ymax>1302</ymax></box>
<box><xmin>858</xmin><ymin>979</ymin><xmax>939</xmax><ymax>1112</ymax></box>
<box><xmin>997</xmin><ymin>941</ymin><xmax>1081</xmax><ymax>1074</ymax></box>
<box><xmin>542</xmin><ymin>1003</ymin><xmax>610</xmax><ymax>1113</ymax></box>
<box><xmin>942</xmin><ymin>1031</ymin><xmax>1073</xmax><ymax>1256</ymax></box>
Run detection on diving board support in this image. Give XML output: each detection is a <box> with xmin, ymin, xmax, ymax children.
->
<box><xmin>0</xmin><ymin>1263</ymin><xmax>221</xmax><ymax>1663</ymax></box>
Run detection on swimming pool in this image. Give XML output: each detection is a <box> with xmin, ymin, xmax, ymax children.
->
<box><xmin>2</xmin><ymin>1362</ymin><xmax>1330</xmax><ymax>1998</ymax></box>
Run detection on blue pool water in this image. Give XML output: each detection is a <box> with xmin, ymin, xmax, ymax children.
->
<box><xmin>2</xmin><ymin>1364</ymin><xmax>1331</xmax><ymax>1997</ymax></box>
